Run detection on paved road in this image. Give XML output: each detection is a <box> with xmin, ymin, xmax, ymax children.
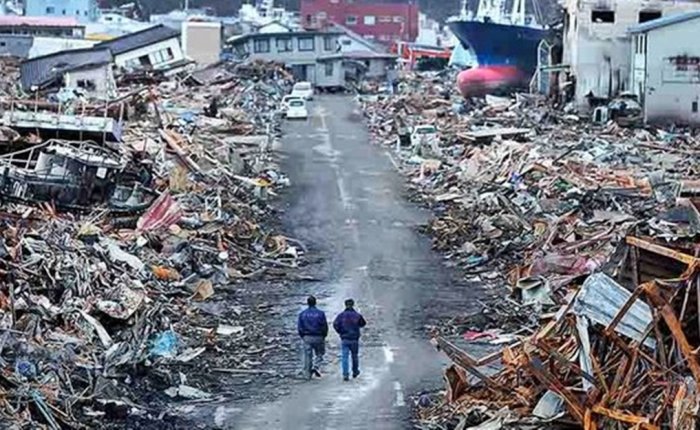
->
<box><xmin>188</xmin><ymin>95</ymin><xmax>480</xmax><ymax>429</ymax></box>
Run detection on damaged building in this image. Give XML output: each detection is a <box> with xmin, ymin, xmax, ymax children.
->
<box><xmin>558</xmin><ymin>0</ymin><xmax>700</xmax><ymax>110</ymax></box>
<box><xmin>20</xmin><ymin>47</ymin><xmax>116</xmax><ymax>95</ymax></box>
<box><xmin>629</xmin><ymin>10</ymin><xmax>700</xmax><ymax>125</ymax></box>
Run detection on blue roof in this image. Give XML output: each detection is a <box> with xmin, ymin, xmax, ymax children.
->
<box><xmin>629</xmin><ymin>10</ymin><xmax>700</xmax><ymax>33</ymax></box>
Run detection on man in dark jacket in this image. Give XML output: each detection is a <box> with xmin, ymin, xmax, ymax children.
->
<box><xmin>333</xmin><ymin>299</ymin><xmax>367</xmax><ymax>381</ymax></box>
<box><xmin>297</xmin><ymin>296</ymin><xmax>328</xmax><ymax>379</ymax></box>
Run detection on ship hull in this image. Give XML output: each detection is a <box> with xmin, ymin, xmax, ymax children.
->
<box><xmin>448</xmin><ymin>20</ymin><xmax>546</xmax><ymax>76</ymax></box>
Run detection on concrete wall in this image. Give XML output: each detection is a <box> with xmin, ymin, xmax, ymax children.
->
<box><xmin>561</xmin><ymin>0</ymin><xmax>700</xmax><ymax>109</ymax></box>
<box><xmin>64</xmin><ymin>65</ymin><xmax>116</xmax><ymax>98</ymax></box>
<box><xmin>182</xmin><ymin>21</ymin><xmax>221</xmax><ymax>65</ymax></box>
<box><xmin>0</xmin><ymin>34</ymin><xmax>33</xmax><ymax>58</ymax></box>
<box><xmin>315</xmin><ymin>59</ymin><xmax>344</xmax><ymax>87</ymax></box>
<box><xmin>641</xmin><ymin>18</ymin><xmax>700</xmax><ymax>125</ymax></box>
<box><xmin>25</xmin><ymin>0</ymin><xmax>98</xmax><ymax>23</ymax></box>
<box><xmin>114</xmin><ymin>37</ymin><xmax>185</xmax><ymax>71</ymax></box>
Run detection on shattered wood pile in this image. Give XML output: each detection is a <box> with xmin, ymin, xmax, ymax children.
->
<box><xmin>437</xmin><ymin>237</ymin><xmax>700</xmax><ymax>429</ymax></box>
<box><xmin>360</xmin><ymin>72</ymin><xmax>700</xmax><ymax>428</ymax></box>
<box><xmin>0</xmin><ymin>61</ymin><xmax>299</xmax><ymax>427</ymax></box>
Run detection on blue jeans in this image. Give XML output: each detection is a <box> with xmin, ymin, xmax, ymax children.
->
<box><xmin>302</xmin><ymin>336</ymin><xmax>325</xmax><ymax>379</ymax></box>
<box><xmin>341</xmin><ymin>340</ymin><xmax>360</xmax><ymax>378</ymax></box>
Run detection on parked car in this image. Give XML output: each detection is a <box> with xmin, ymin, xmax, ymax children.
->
<box><xmin>291</xmin><ymin>82</ymin><xmax>314</xmax><ymax>100</ymax></box>
<box><xmin>286</xmin><ymin>99</ymin><xmax>308</xmax><ymax>120</ymax></box>
<box><xmin>280</xmin><ymin>95</ymin><xmax>303</xmax><ymax>117</ymax></box>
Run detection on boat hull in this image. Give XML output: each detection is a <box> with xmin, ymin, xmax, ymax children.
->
<box><xmin>448</xmin><ymin>20</ymin><xmax>546</xmax><ymax>76</ymax></box>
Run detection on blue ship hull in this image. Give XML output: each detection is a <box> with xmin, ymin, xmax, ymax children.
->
<box><xmin>448</xmin><ymin>20</ymin><xmax>546</xmax><ymax>75</ymax></box>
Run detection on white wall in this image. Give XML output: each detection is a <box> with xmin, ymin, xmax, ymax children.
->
<box><xmin>643</xmin><ymin>18</ymin><xmax>700</xmax><ymax>125</ymax></box>
<box><xmin>182</xmin><ymin>21</ymin><xmax>221</xmax><ymax>64</ymax></box>
<box><xmin>114</xmin><ymin>37</ymin><xmax>184</xmax><ymax>70</ymax></box>
<box><xmin>561</xmin><ymin>0</ymin><xmax>700</xmax><ymax>109</ymax></box>
<box><xmin>29</xmin><ymin>36</ymin><xmax>97</xmax><ymax>58</ymax></box>
<box><xmin>64</xmin><ymin>65</ymin><xmax>116</xmax><ymax>98</ymax></box>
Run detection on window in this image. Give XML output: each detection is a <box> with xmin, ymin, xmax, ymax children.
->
<box><xmin>277</xmin><ymin>37</ymin><xmax>293</xmax><ymax>52</ymax></box>
<box><xmin>379</xmin><ymin>16</ymin><xmax>392</xmax><ymax>23</ymax></box>
<box><xmin>77</xmin><ymin>79</ymin><xmax>96</xmax><ymax>91</ymax></box>
<box><xmin>639</xmin><ymin>11</ymin><xmax>661</xmax><ymax>23</ymax></box>
<box><xmin>379</xmin><ymin>34</ymin><xmax>390</xmax><ymax>41</ymax></box>
<box><xmin>253</xmin><ymin>39</ymin><xmax>270</xmax><ymax>53</ymax></box>
<box><xmin>341</xmin><ymin>39</ymin><xmax>351</xmax><ymax>46</ymax></box>
<box><xmin>62</xmin><ymin>9</ymin><xmax>66</xmax><ymax>15</ymax></box>
<box><xmin>317</xmin><ymin>11</ymin><xmax>327</xmax><ymax>19</ymax></box>
<box><xmin>330</xmin><ymin>0</ymin><xmax>339</xmax><ymax>2</ymax></box>
<box><xmin>166</xmin><ymin>48</ymin><xmax>174</xmax><ymax>60</ymax></box>
<box><xmin>0</xmin><ymin>42</ymin><xmax>5</xmax><ymax>47</ymax></box>
<box><xmin>76</xmin><ymin>10</ymin><xmax>80</xmax><ymax>15</ymax></box>
<box><xmin>591</xmin><ymin>10</ymin><xmax>615</xmax><ymax>23</ymax></box>
<box><xmin>393</xmin><ymin>16</ymin><xmax>404</xmax><ymax>23</ymax></box>
<box><xmin>46</xmin><ymin>6</ymin><xmax>55</xmax><ymax>13</ymax></box>
<box><xmin>693</xmin><ymin>101</ymin><xmax>698</xmax><ymax>113</ymax></box>
<box><xmin>325</xmin><ymin>62</ymin><xmax>334</xmax><ymax>77</ymax></box>
<box><xmin>364</xmin><ymin>35</ymin><xmax>375</xmax><ymax>40</ymax></box>
<box><xmin>138</xmin><ymin>55</ymin><xmax>151</xmax><ymax>66</ymax></box>
<box><xmin>346</xmin><ymin>15</ymin><xmax>358</xmax><ymax>25</ymax></box>
<box><xmin>323</xmin><ymin>36</ymin><xmax>334</xmax><ymax>51</ymax></box>
<box><xmin>364</xmin><ymin>15</ymin><xmax>376</xmax><ymax>25</ymax></box>
<box><xmin>298</xmin><ymin>36</ymin><xmax>314</xmax><ymax>51</ymax></box>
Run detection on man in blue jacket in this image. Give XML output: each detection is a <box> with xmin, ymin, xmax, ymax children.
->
<box><xmin>333</xmin><ymin>299</ymin><xmax>367</xmax><ymax>381</ymax></box>
<box><xmin>297</xmin><ymin>295</ymin><xmax>328</xmax><ymax>379</ymax></box>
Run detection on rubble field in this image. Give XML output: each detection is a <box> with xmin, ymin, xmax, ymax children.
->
<box><xmin>361</xmin><ymin>72</ymin><xmax>700</xmax><ymax>429</ymax></box>
<box><xmin>0</xmin><ymin>58</ymin><xmax>311</xmax><ymax>428</ymax></box>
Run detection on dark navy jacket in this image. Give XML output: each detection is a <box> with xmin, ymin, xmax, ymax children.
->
<box><xmin>297</xmin><ymin>306</ymin><xmax>328</xmax><ymax>337</ymax></box>
<box><xmin>333</xmin><ymin>308</ymin><xmax>367</xmax><ymax>341</ymax></box>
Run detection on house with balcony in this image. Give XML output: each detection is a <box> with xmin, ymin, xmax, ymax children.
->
<box><xmin>227</xmin><ymin>30</ymin><xmax>346</xmax><ymax>88</ymax></box>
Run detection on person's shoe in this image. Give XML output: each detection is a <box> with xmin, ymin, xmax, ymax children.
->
<box><xmin>312</xmin><ymin>369</ymin><xmax>322</xmax><ymax>378</ymax></box>
<box><xmin>352</xmin><ymin>371</ymin><xmax>360</xmax><ymax>379</ymax></box>
<box><xmin>343</xmin><ymin>376</ymin><xmax>350</xmax><ymax>381</ymax></box>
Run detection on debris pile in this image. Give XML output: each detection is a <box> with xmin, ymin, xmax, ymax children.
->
<box><xmin>0</xmin><ymin>61</ymin><xmax>299</xmax><ymax>427</ymax></box>
<box><xmin>360</xmin><ymin>74</ymin><xmax>700</xmax><ymax>428</ymax></box>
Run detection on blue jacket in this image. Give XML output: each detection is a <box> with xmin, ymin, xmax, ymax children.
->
<box><xmin>333</xmin><ymin>308</ymin><xmax>367</xmax><ymax>341</ymax></box>
<box><xmin>297</xmin><ymin>306</ymin><xmax>328</xmax><ymax>337</ymax></box>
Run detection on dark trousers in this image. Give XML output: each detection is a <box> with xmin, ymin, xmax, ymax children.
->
<box><xmin>341</xmin><ymin>339</ymin><xmax>360</xmax><ymax>378</ymax></box>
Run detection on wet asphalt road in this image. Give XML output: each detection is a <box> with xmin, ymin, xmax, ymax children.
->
<box><xmin>184</xmin><ymin>95</ymin><xmax>480</xmax><ymax>429</ymax></box>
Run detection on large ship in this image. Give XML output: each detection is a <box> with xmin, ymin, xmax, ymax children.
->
<box><xmin>448</xmin><ymin>0</ymin><xmax>546</xmax><ymax>77</ymax></box>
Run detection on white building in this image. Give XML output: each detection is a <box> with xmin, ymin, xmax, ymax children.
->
<box><xmin>95</xmin><ymin>24</ymin><xmax>188</xmax><ymax>74</ymax></box>
<box><xmin>559</xmin><ymin>0</ymin><xmax>700</xmax><ymax>110</ymax></box>
<box><xmin>629</xmin><ymin>11</ymin><xmax>700</xmax><ymax>125</ymax></box>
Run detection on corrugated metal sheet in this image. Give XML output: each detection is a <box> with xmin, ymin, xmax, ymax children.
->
<box><xmin>96</xmin><ymin>24</ymin><xmax>179</xmax><ymax>56</ymax></box>
<box><xmin>20</xmin><ymin>47</ymin><xmax>112</xmax><ymax>89</ymax></box>
<box><xmin>573</xmin><ymin>272</ymin><xmax>655</xmax><ymax>349</ymax></box>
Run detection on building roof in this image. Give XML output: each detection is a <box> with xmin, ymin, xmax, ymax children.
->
<box><xmin>21</xmin><ymin>47</ymin><xmax>113</xmax><ymax>89</ymax></box>
<box><xmin>0</xmin><ymin>16</ymin><xmax>82</xmax><ymax>28</ymax></box>
<box><xmin>629</xmin><ymin>10</ymin><xmax>700</xmax><ymax>33</ymax></box>
<box><xmin>95</xmin><ymin>24</ymin><xmax>180</xmax><ymax>55</ymax></box>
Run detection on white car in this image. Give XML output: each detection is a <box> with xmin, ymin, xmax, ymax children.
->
<box><xmin>280</xmin><ymin>95</ymin><xmax>302</xmax><ymax>116</ymax></box>
<box><xmin>286</xmin><ymin>99</ymin><xmax>308</xmax><ymax>120</ymax></box>
<box><xmin>291</xmin><ymin>82</ymin><xmax>314</xmax><ymax>100</ymax></box>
